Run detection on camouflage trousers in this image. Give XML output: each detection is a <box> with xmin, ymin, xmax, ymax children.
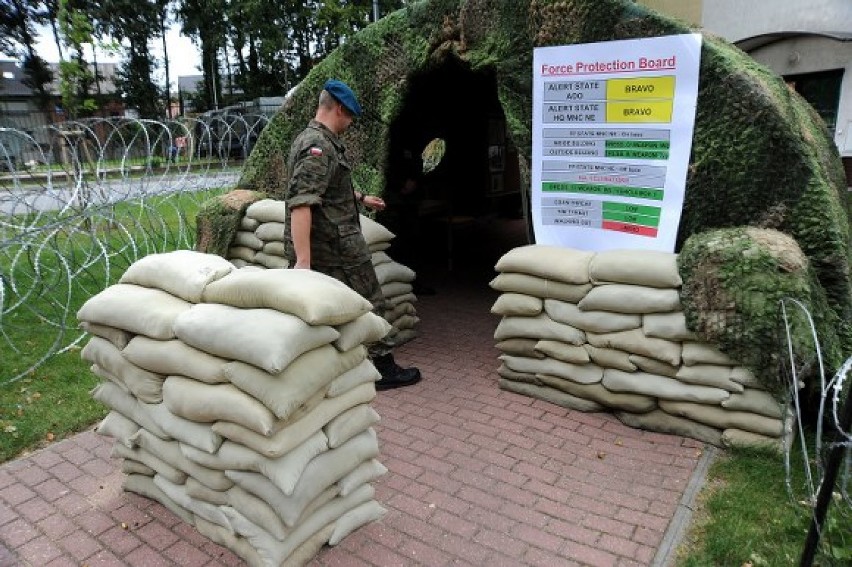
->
<box><xmin>314</xmin><ymin>261</ymin><xmax>393</xmax><ymax>358</ymax></box>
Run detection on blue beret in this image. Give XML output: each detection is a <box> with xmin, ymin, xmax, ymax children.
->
<box><xmin>324</xmin><ymin>79</ymin><xmax>362</xmax><ymax>117</ymax></box>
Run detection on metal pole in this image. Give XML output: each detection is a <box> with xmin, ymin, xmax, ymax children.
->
<box><xmin>799</xmin><ymin>381</ymin><xmax>852</xmax><ymax>566</ymax></box>
<box><xmin>372</xmin><ymin>0</ymin><xmax>379</xmax><ymax>22</ymax></box>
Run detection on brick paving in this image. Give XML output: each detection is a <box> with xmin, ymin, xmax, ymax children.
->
<box><xmin>0</xmin><ymin>219</ymin><xmax>710</xmax><ymax>566</ymax></box>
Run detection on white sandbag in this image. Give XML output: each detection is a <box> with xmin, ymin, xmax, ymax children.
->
<box><xmin>391</xmin><ymin>314</ymin><xmax>419</xmax><ymax>332</ymax></box>
<box><xmin>329</xmin><ymin>500</ymin><xmax>387</xmax><ymax>546</ymax></box>
<box><xmin>578</xmin><ymin>284</ymin><xmax>681</xmax><ymax>314</ymax></box>
<box><xmin>544</xmin><ymin>299</ymin><xmax>641</xmax><ymax>334</ymax></box>
<box><xmin>77</xmin><ymin>283</ymin><xmax>191</xmax><ymax>340</ymax></box>
<box><xmin>121</xmin><ymin>459</ymin><xmax>155</xmax><ymax>476</ymax></box>
<box><xmin>185</xmin><ymin>477</ymin><xmax>229</xmax><ymax>506</ymax></box>
<box><xmin>381</xmin><ymin>281</ymin><xmax>413</xmax><ymax>298</ymax></box>
<box><xmin>122</xmin><ymin>336</ymin><xmax>228</xmax><ymax>384</ymax></box>
<box><xmin>384</xmin><ymin>303</ymin><xmax>417</xmax><ymax>325</ymax></box>
<box><xmin>583</xmin><ymin>345</ymin><xmax>638</xmax><ymax>372</ymax></box>
<box><xmin>91</xmin><ymin>381</ymin><xmax>169</xmax><ymax>439</ymax></box>
<box><xmin>494</xmin><ymin>313</ymin><xmax>585</xmax><ymax>345</ymax></box>
<box><xmin>118</xmin><ymin>250</ymin><xmax>234</xmax><ymax>303</ymax></box>
<box><xmin>232</xmin><ymin>230</ymin><xmax>263</xmax><ymax>250</ymax></box>
<box><xmin>586</xmin><ymin>329</ymin><xmax>682</xmax><ymax>366</ymax></box>
<box><xmin>642</xmin><ymin>312</ymin><xmax>696</xmax><ymax>341</ymax></box>
<box><xmin>255</xmin><ymin>221</ymin><xmax>286</xmax><ymax>242</ymax></box>
<box><xmin>263</xmin><ymin>240</ymin><xmax>286</xmax><ymax>256</ymax></box>
<box><xmin>327</xmin><ymin>359</ymin><xmax>381</xmax><ymax>397</ymax></box>
<box><xmin>153</xmin><ymin>474</ymin><xmax>233</xmax><ymax>530</ymax></box>
<box><xmin>82</xmin><ymin>337</ymin><xmax>164</xmax><ymax>403</ymax></box>
<box><xmin>193</xmin><ymin>516</ymin><xmax>264</xmax><ymax>567</ymax></box>
<box><xmin>360</xmin><ymin>214</ymin><xmax>395</xmax><ymax>245</ymax></box>
<box><xmin>240</xmin><ymin>215</ymin><xmax>260</xmax><ymax>230</ymax></box>
<box><xmin>246</xmin><ymin>198</ymin><xmax>288</xmax><ymax>223</ymax></box>
<box><xmin>324</xmin><ymin>404</ymin><xmax>381</xmax><ymax>448</ymax></box>
<box><xmin>495</xmin><ymin>245</ymin><xmax>593</xmax><ymax>284</ymax></box>
<box><xmin>147</xmin><ymin>403</ymin><xmax>224</xmax><ymax>454</ymax></box>
<box><xmin>225</xmin><ymin>428</ymin><xmax>379</xmax><ymax>527</ymax></box>
<box><xmin>659</xmin><ymin>400</ymin><xmax>786</xmax><ymax>437</ymax></box>
<box><xmin>186</xmin><ymin>431</ymin><xmax>328</xmax><ymax>497</ymax></box>
<box><xmin>131</xmin><ymin>429</ymin><xmax>232</xmax><ymax>490</ymax></box>
<box><xmin>602</xmin><ymin>369</ymin><xmax>731</xmax><ymax>404</ymax></box>
<box><xmin>202</xmin><ymin>268</ymin><xmax>373</xmax><ymax>326</ymax></box>
<box><xmin>729</xmin><ymin>366</ymin><xmax>764</xmax><ymax>389</ymax></box>
<box><xmin>174</xmin><ymin>304</ymin><xmax>339</xmax><ymax>374</ymax></box>
<box><xmin>368</xmin><ymin>241</ymin><xmax>391</xmax><ymax>253</ymax></box>
<box><xmin>536</xmin><ymin>374</ymin><xmax>657</xmax><ymax>413</ymax></box>
<box><xmin>497</xmin><ymin>364</ymin><xmax>539</xmax><ymax>385</ymax></box>
<box><xmin>80</xmin><ymin>321</ymin><xmax>132</xmax><ymax>349</ymax></box>
<box><xmin>337</xmin><ymin>458</ymin><xmax>387</xmax><ymax>497</ymax></box>
<box><xmin>90</xmin><ymin>364</ymin><xmax>129</xmax><ymax>394</ymax></box>
<box><xmin>370</xmin><ymin>251</ymin><xmax>392</xmax><ymax>266</ymax></box>
<box><xmin>226</xmin><ymin>484</ymin><xmax>291</xmax><ymax>540</ymax></box>
<box><xmin>254</xmin><ymin>252</ymin><xmax>290</xmax><ymax>270</ymax></box>
<box><xmin>682</xmin><ymin>342</ymin><xmax>735</xmax><ymax>366</ymax></box>
<box><xmin>628</xmin><ymin>354</ymin><xmax>679</xmax><ymax>378</ymax></box>
<box><xmin>374</xmin><ymin>262</ymin><xmax>416</xmax><ymax>285</ymax></box>
<box><xmin>228</xmin><ymin>246</ymin><xmax>257</xmax><ymax>263</ymax></box>
<box><xmin>533</xmin><ymin>340</ymin><xmax>589</xmax><ymax>363</ymax></box>
<box><xmin>501</xmin><ymin>355</ymin><xmax>603</xmax><ymax>385</ymax></box>
<box><xmin>589</xmin><ymin>249</ymin><xmax>682</xmax><ymax>288</ymax></box>
<box><xmin>230</xmin><ymin>258</ymin><xmax>249</xmax><ymax>268</ymax></box>
<box><xmin>615</xmin><ymin>410</ymin><xmax>723</xmax><ymax>446</ymax></box>
<box><xmin>489</xmin><ymin>273</ymin><xmax>592</xmax><ymax>303</ymax></box>
<box><xmin>497</xmin><ymin>338</ymin><xmax>546</xmax><ymax>359</ymax></box>
<box><xmin>333</xmin><ymin>312</ymin><xmax>392</xmax><ymax>352</ymax></box>
<box><xmin>491</xmin><ymin>293</ymin><xmax>543</xmax><ymax>317</ymax></box>
<box><xmin>95</xmin><ymin>411</ymin><xmax>139</xmax><ymax>448</ymax></box>
<box><xmin>111</xmin><ymin>443</ymin><xmax>187</xmax><ymax>485</ymax></box>
<box><xmin>122</xmin><ymin>474</ymin><xmax>194</xmax><ymax>525</ymax></box>
<box><xmin>213</xmin><ymin>383</ymin><xmax>376</xmax><ymax>458</ymax></box>
<box><xmin>721</xmin><ymin>428</ymin><xmax>789</xmax><ymax>452</ymax></box>
<box><xmin>162</xmin><ymin>376</ymin><xmax>277</xmax><ymax>435</ymax></box>
<box><xmin>386</xmin><ymin>292</ymin><xmax>417</xmax><ymax>307</ymax></box>
<box><xmin>498</xmin><ymin>379</ymin><xmax>605</xmax><ymax>412</ymax></box>
<box><xmin>224</xmin><ymin>345</ymin><xmax>366</xmax><ymax>420</ymax></box>
<box><xmin>675</xmin><ymin>364</ymin><xmax>743</xmax><ymax>393</ymax></box>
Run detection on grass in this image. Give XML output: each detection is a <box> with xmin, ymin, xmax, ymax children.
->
<box><xmin>677</xmin><ymin>439</ymin><xmax>852</xmax><ymax>566</ymax></box>
<box><xmin>0</xmin><ymin>188</ymin><xmax>225</xmax><ymax>461</ymax></box>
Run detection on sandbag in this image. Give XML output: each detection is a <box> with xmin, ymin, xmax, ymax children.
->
<box><xmin>498</xmin><ymin>379</ymin><xmax>604</xmax><ymax>412</ymax></box>
<box><xmin>245</xmin><ymin>199</ymin><xmax>288</xmax><ymax>223</ymax></box>
<box><xmin>174</xmin><ymin>304</ymin><xmax>339</xmax><ymax>374</ymax></box>
<box><xmin>324</xmin><ymin>404</ymin><xmax>381</xmax><ymax>448</ymax></box>
<box><xmin>496</xmin><ymin>364</ymin><xmax>539</xmax><ymax>385</ymax></box>
<box><xmin>255</xmin><ymin>221</ymin><xmax>286</xmax><ymax>242</ymax></box>
<box><xmin>118</xmin><ymin>250</ymin><xmax>234</xmax><ymax>303</ymax></box>
<box><xmin>536</xmin><ymin>375</ymin><xmax>656</xmax><ymax>413</ymax></box>
<box><xmin>721</xmin><ymin>389</ymin><xmax>782</xmax><ymax>418</ymax></box>
<box><xmin>333</xmin><ymin>312</ymin><xmax>392</xmax><ymax>352</ymax></box>
<box><xmin>326</xmin><ymin>359</ymin><xmax>381</xmax><ymax>397</ymax></box>
<box><xmin>615</xmin><ymin>410</ymin><xmax>723</xmax><ymax>446</ymax></box>
<box><xmin>642</xmin><ymin>312</ymin><xmax>696</xmax><ymax>341</ymax></box>
<box><xmin>95</xmin><ymin>411</ymin><xmax>140</xmax><ymax>448</ymax></box>
<box><xmin>682</xmin><ymin>342</ymin><xmax>735</xmax><ymax>366</ymax></box>
<box><xmin>122</xmin><ymin>474</ymin><xmax>194</xmax><ymax>525</ymax></box>
<box><xmin>578</xmin><ymin>284</ymin><xmax>681</xmax><ymax>314</ymax></box>
<box><xmin>544</xmin><ymin>299</ymin><xmax>641</xmax><ymax>334</ymax></box>
<box><xmin>628</xmin><ymin>354</ymin><xmax>680</xmax><ymax>378</ymax></box>
<box><xmin>337</xmin><ymin>459</ymin><xmax>387</xmax><ymax>497</ymax></box>
<box><xmin>329</xmin><ymin>500</ymin><xmax>387</xmax><ymax>546</ymax></box>
<box><xmin>602</xmin><ymin>369</ymin><xmax>731</xmax><ymax>404</ymax></box>
<box><xmin>589</xmin><ymin>249</ymin><xmax>682</xmax><ymax>288</ymax></box>
<box><xmin>659</xmin><ymin>400</ymin><xmax>787</xmax><ymax>437</ymax></box>
<box><xmin>374</xmin><ymin>262</ymin><xmax>416</xmax><ymax>285</ymax></box>
<box><xmin>153</xmin><ymin>474</ymin><xmax>233</xmax><ymax>530</ymax></box>
<box><xmin>583</xmin><ymin>345</ymin><xmax>637</xmax><ymax>372</ymax></box>
<box><xmin>501</xmin><ymin>355</ymin><xmax>603</xmax><ymax>385</ymax></box>
<box><xmin>233</xmin><ymin>231</ymin><xmax>264</xmax><ymax>251</ymax></box>
<box><xmin>675</xmin><ymin>364</ymin><xmax>743</xmax><ymax>393</ymax></box>
<box><xmin>586</xmin><ymin>329</ymin><xmax>682</xmax><ymax>366</ymax></box>
<box><xmin>494</xmin><ymin>245</ymin><xmax>593</xmax><ymax>284</ymax></box>
<box><xmin>254</xmin><ymin>252</ymin><xmax>290</xmax><ymax>269</ymax></box>
<box><xmin>122</xmin><ymin>336</ymin><xmax>229</xmax><ymax>384</ymax></box>
<box><xmin>491</xmin><ymin>293</ymin><xmax>543</xmax><ymax>317</ymax></box>
<box><xmin>77</xmin><ymin>283</ymin><xmax>191</xmax><ymax>340</ymax></box>
<box><xmin>494</xmin><ymin>313</ymin><xmax>585</xmax><ymax>345</ymax></box>
<box><xmin>228</xmin><ymin>246</ymin><xmax>257</xmax><ymax>263</ymax></box>
<box><xmin>202</xmin><ymin>268</ymin><xmax>372</xmax><ymax>326</ymax></box>
<box><xmin>360</xmin><ymin>214</ymin><xmax>395</xmax><ymax>245</ymax></box>
<box><xmin>496</xmin><ymin>338</ymin><xmax>546</xmax><ymax>359</ymax></box>
<box><xmin>721</xmin><ymin>428</ymin><xmax>789</xmax><ymax>452</ymax></box>
<box><xmin>489</xmin><ymin>273</ymin><xmax>592</xmax><ymax>303</ymax></box>
<box><xmin>533</xmin><ymin>340</ymin><xmax>590</xmax><ymax>364</ymax></box>
<box><xmin>80</xmin><ymin>321</ymin><xmax>132</xmax><ymax>349</ymax></box>
<box><xmin>82</xmin><ymin>337</ymin><xmax>164</xmax><ymax>403</ymax></box>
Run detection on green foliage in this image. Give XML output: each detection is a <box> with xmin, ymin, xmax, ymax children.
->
<box><xmin>679</xmin><ymin>440</ymin><xmax>852</xmax><ymax>567</ymax></box>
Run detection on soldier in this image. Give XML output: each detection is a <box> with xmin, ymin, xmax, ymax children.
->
<box><xmin>283</xmin><ymin>79</ymin><xmax>422</xmax><ymax>390</ymax></box>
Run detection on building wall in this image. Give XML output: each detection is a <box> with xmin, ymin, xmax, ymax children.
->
<box><xmin>636</xmin><ymin>0</ymin><xmax>702</xmax><ymax>26</ymax></box>
<box><xmin>700</xmin><ymin>0</ymin><xmax>852</xmax><ymax>157</ymax></box>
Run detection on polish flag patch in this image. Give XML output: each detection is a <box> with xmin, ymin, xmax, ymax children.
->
<box><xmin>309</xmin><ymin>147</ymin><xmax>323</xmax><ymax>157</ymax></box>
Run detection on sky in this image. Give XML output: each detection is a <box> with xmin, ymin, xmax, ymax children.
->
<box><xmin>33</xmin><ymin>23</ymin><xmax>203</xmax><ymax>91</ymax></box>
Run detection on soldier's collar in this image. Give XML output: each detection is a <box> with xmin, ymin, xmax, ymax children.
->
<box><xmin>308</xmin><ymin>120</ymin><xmax>344</xmax><ymax>149</ymax></box>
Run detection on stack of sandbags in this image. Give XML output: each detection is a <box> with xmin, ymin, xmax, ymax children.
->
<box><xmin>78</xmin><ymin>250</ymin><xmax>389</xmax><ymax>566</ymax></box>
<box><xmin>490</xmin><ymin>245</ymin><xmax>792</xmax><ymax>452</ymax></box>
<box><xmin>224</xmin><ymin>198</ymin><xmax>419</xmax><ymax>346</ymax></box>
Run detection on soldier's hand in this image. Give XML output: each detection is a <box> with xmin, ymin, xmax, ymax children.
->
<box><xmin>363</xmin><ymin>195</ymin><xmax>386</xmax><ymax>212</ymax></box>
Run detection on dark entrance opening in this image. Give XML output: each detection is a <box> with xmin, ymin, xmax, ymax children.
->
<box><xmin>377</xmin><ymin>56</ymin><xmax>529</xmax><ymax>289</ymax></box>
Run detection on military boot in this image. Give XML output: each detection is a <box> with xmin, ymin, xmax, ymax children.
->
<box><xmin>373</xmin><ymin>354</ymin><xmax>421</xmax><ymax>390</ymax></box>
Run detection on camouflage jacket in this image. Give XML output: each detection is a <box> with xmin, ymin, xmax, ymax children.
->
<box><xmin>283</xmin><ymin>120</ymin><xmax>368</xmax><ymax>268</ymax></box>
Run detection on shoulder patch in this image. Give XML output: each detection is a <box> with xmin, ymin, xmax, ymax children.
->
<box><xmin>309</xmin><ymin>147</ymin><xmax>323</xmax><ymax>157</ymax></box>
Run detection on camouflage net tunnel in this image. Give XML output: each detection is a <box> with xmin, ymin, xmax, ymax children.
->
<box><xmin>196</xmin><ymin>0</ymin><xmax>851</xmax><ymax>404</ymax></box>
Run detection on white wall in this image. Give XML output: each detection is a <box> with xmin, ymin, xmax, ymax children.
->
<box><xmin>702</xmin><ymin>0</ymin><xmax>852</xmax><ymax>42</ymax></box>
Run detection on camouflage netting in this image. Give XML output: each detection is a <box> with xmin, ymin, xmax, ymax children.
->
<box><xmin>198</xmin><ymin>0</ymin><xmax>850</xmax><ymax>396</ymax></box>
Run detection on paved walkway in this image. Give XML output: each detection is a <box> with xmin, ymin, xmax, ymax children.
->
<box><xmin>0</xmin><ymin>219</ymin><xmax>711</xmax><ymax>566</ymax></box>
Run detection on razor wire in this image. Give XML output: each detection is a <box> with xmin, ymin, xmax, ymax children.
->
<box><xmin>779</xmin><ymin>298</ymin><xmax>851</xmax><ymax>563</ymax></box>
<box><xmin>0</xmin><ymin>113</ymin><xmax>270</xmax><ymax>384</ymax></box>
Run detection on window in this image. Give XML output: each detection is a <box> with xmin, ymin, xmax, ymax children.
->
<box><xmin>785</xmin><ymin>69</ymin><xmax>844</xmax><ymax>135</ymax></box>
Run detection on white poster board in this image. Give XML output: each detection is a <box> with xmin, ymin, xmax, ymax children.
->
<box><xmin>532</xmin><ymin>34</ymin><xmax>702</xmax><ymax>252</ymax></box>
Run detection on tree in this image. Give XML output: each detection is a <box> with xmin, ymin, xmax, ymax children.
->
<box><xmin>96</xmin><ymin>0</ymin><xmax>164</xmax><ymax>118</ymax></box>
<box><xmin>0</xmin><ymin>0</ymin><xmax>55</xmax><ymax>108</ymax></box>
<box><xmin>57</xmin><ymin>0</ymin><xmax>97</xmax><ymax>118</ymax></box>
<box><xmin>177</xmin><ymin>0</ymin><xmax>227</xmax><ymax>112</ymax></box>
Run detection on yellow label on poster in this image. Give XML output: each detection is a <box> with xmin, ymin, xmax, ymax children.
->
<box><xmin>606</xmin><ymin>76</ymin><xmax>675</xmax><ymax>99</ymax></box>
<box><xmin>607</xmin><ymin>100</ymin><xmax>674</xmax><ymax>123</ymax></box>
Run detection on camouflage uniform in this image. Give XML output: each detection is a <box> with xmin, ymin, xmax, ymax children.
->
<box><xmin>283</xmin><ymin>120</ymin><xmax>392</xmax><ymax>356</ymax></box>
